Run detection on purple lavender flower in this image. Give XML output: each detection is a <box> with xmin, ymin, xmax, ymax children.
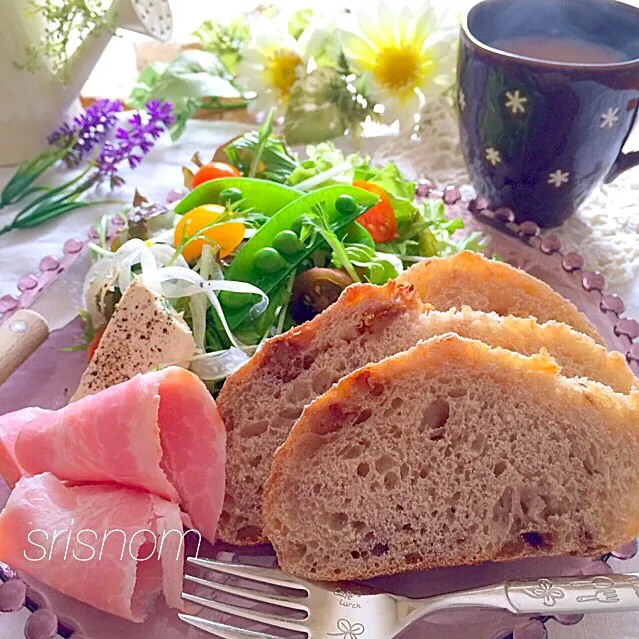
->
<box><xmin>48</xmin><ymin>99</ymin><xmax>124</xmax><ymax>167</ymax></box>
<box><xmin>94</xmin><ymin>101</ymin><xmax>175</xmax><ymax>189</ymax></box>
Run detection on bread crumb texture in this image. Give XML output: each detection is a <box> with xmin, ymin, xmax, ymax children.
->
<box><xmin>263</xmin><ymin>334</ymin><xmax>639</xmax><ymax>581</ymax></box>
<box><xmin>217</xmin><ymin>281</ymin><xmax>428</xmax><ymax>544</ymax></box>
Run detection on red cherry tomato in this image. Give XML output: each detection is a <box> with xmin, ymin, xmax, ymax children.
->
<box><xmin>192</xmin><ymin>162</ymin><xmax>241</xmax><ymax>188</ymax></box>
<box><xmin>352</xmin><ymin>180</ymin><xmax>397</xmax><ymax>243</ymax></box>
<box><xmin>88</xmin><ymin>325</ymin><xmax>106</xmax><ymax>361</ymax></box>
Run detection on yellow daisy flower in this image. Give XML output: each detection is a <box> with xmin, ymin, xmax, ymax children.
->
<box><xmin>339</xmin><ymin>3</ymin><xmax>457</xmax><ymax>130</ymax></box>
<box><xmin>237</xmin><ymin>25</ymin><xmax>312</xmax><ymax>120</ymax></box>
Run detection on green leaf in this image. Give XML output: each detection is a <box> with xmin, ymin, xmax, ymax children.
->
<box><xmin>331</xmin><ymin>242</ymin><xmax>399</xmax><ymax>285</ymax></box>
<box><xmin>288</xmin><ymin>8</ymin><xmax>314</xmax><ymax>39</ymax></box>
<box><xmin>128</xmin><ymin>63</ymin><xmax>167</xmax><ymax>108</ymax></box>
<box><xmin>151</xmin><ymin>71</ymin><xmax>240</xmax><ymax>101</ymax></box>
<box><xmin>193</xmin><ymin>17</ymin><xmax>250</xmax><ymax>75</ymax></box>
<box><xmin>225</xmin><ymin>123</ymin><xmax>299</xmax><ymax>183</ymax></box>
<box><xmin>130</xmin><ymin>51</ymin><xmax>240</xmax><ymax>104</ymax></box>
<box><xmin>287</xmin><ymin>142</ymin><xmax>367</xmax><ymax>187</ymax></box>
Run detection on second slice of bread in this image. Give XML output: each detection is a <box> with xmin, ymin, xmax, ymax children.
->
<box><xmin>263</xmin><ymin>335</ymin><xmax>639</xmax><ymax>581</ymax></box>
<box><xmin>398</xmin><ymin>251</ymin><xmax>603</xmax><ymax>343</ymax></box>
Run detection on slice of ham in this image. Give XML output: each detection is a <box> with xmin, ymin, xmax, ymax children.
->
<box><xmin>15</xmin><ymin>367</ymin><xmax>226</xmax><ymax>543</ymax></box>
<box><xmin>0</xmin><ymin>408</ymin><xmax>49</xmax><ymax>488</ymax></box>
<box><xmin>0</xmin><ymin>473</ymin><xmax>184</xmax><ymax>622</ymax></box>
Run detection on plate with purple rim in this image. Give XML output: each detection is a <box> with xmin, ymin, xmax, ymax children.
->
<box><xmin>0</xmin><ymin>194</ymin><xmax>637</xmax><ymax>639</ymax></box>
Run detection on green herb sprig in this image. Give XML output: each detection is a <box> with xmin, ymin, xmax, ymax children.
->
<box><xmin>19</xmin><ymin>0</ymin><xmax>112</xmax><ymax>80</ymax></box>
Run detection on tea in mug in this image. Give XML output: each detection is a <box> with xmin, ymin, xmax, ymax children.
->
<box><xmin>493</xmin><ymin>35</ymin><xmax>624</xmax><ymax>64</ymax></box>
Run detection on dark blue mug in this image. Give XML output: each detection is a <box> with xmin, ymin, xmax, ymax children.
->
<box><xmin>458</xmin><ymin>0</ymin><xmax>639</xmax><ymax>227</ymax></box>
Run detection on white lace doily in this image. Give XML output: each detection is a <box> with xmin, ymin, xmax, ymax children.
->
<box><xmin>373</xmin><ymin>99</ymin><xmax>639</xmax><ymax>291</ymax></box>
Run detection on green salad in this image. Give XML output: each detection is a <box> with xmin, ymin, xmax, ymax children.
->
<box><xmin>81</xmin><ymin>112</ymin><xmax>485</xmax><ymax>390</ymax></box>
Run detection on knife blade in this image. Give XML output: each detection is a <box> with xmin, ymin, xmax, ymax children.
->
<box><xmin>0</xmin><ymin>248</ymin><xmax>91</xmax><ymax>385</ymax></box>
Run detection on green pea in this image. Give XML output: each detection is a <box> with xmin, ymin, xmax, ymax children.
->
<box><xmin>254</xmin><ymin>247</ymin><xmax>287</xmax><ymax>273</ymax></box>
<box><xmin>219</xmin><ymin>187</ymin><xmax>243</xmax><ymax>205</ymax></box>
<box><xmin>335</xmin><ymin>194</ymin><xmax>358</xmax><ymax>216</ymax></box>
<box><xmin>273</xmin><ymin>230</ymin><xmax>304</xmax><ymax>255</ymax></box>
<box><xmin>218</xmin><ymin>291</ymin><xmax>252</xmax><ymax>309</ymax></box>
<box><xmin>290</xmin><ymin>217</ymin><xmax>304</xmax><ymax>235</ymax></box>
<box><xmin>302</xmin><ymin>160</ymin><xmax>315</xmax><ymax>169</ymax></box>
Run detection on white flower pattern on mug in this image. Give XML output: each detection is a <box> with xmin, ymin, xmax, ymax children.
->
<box><xmin>600</xmin><ymin>107</ymin><xmax>620</xmax><ymax>129</ymax></box>
<box><xmin>505</xmin><ymin>90</ymin><xmax>528</xmax><ymax>114</ymax></box>
<box><xmin>485</xmin><ymin>147</ymin><xmax>502</xmax><ymax>166</ymax></box>
<box><xmin>548</xmin><ymin>169</ymin><xmax>570</xmax><ymax>188</ymax></box>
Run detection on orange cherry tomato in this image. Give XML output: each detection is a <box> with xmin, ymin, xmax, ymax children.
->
<box><xmin>88</xmin><ymin>325</ymin><xmax>106</xmax><ymax>361</ymax></box>
<box><xmin>352</xmin><ymin>180</ymin><xmax>397</xmax><ymax>243</ymax></box>
<box><xmin>192</xmin><ymin>162</ymin><xmax>241</xmax><ymax>189</ymax></box>
<box><xmin>174</xmin><ymin>204</ymin><xmax>245</xmax><ymax>262</ymax></box>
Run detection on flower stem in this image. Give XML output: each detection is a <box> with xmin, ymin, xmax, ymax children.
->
<box><xmin>200</xmin><ymin>100</ymin><xmax>249</xmax><ymax>112</ymax></box>
<box><xmin>0</xmin><ymin>222</ymin><xmax>15</xmax><ymax>237</ymax></box>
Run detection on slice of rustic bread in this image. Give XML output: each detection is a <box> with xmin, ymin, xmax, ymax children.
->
<box><xmin>398</xmin><ymin>251</ymin><xmax>603</xmax><ymax>344</ymax></box>
<box><xmin>218</xmin><ymin>285</ymin><xmax>634</xmax><ymax>546</ymax></box>
<box><xmin>263</xmin><ymin>335</ymin><xmax>639</xmax><ymax>581</ymax></box>
<box><xmin>421</xmin><ymin>307</ymin><xmax>637</xmax><ymax>394</ymax></box>
<box><xmin>216</xmin><ymin>281</ymin><xmax>430</xmax><ymax>544</ymax></box>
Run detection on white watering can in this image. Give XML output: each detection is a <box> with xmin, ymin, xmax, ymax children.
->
<box><xmin>0</xmin><ymin>0</ymin><xmax>173</xmax><ymax>166</ymax></box>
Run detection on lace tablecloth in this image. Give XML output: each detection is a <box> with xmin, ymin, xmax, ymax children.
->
<box><xmin>0</xmin><ymin>119</ymin><xmax>638</xmax><ymax>639</ymax></box>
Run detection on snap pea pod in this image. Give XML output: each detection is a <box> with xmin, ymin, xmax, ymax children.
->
<box><xmin>343</xmin><ymin>222</ymin><xmax>375</xmax><ymax>249</ymax></box>
<box><xmin>174</xmin><ymin>177</ymin><xmax>302</xmax><ymax>216</ymax></box>
<box><xmin>221</xmin><ymin>184</ymin><xmax>379</xmax><ymax>329</ymax></box>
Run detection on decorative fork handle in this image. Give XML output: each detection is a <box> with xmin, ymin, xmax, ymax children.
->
<box><xmin>506</xmin><ymin>574</ymin><xmax>639</xmax><ymax>614</ymax></box>
<box><xmin>399</xmin><ymin>573</ymin><xmax>639</xmax><ymax>628</ymax></box>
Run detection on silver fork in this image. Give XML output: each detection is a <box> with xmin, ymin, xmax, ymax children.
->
<box><xmin>179</xmin><ymin>557</ymin><xmax>639</xmax><ymax>638</ymax></box>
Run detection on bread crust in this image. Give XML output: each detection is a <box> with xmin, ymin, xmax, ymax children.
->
<box><xmin>263</xmin><ymin>335</ymin><xmax>639</xmax><ymax>581</ymax></box>
<box><xmin>398</xmin><ymin>251</ymin><xmax>603</xmax><ymax>344</ymax></box>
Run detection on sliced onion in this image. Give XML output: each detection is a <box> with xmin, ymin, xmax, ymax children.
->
<box><xmin>157</xmin><ymin>266</ymin><xmax>269</xmax><ymax>353</ymax></box>
<box><xmin>82</xmin><ymin>256</ymin><xmax>118</xmax><ymax>326</ymax></box>
<box><xmin>116</xmin><ymin>239</ymin><xmax>160</xmax><ymax>294</ymax></box>
<box><xmin>189</xmin><ymin>348</ymin><xmax>251</xmax><ymax>381</ymax></box>
<box><xmin>150</xmin><ymin>243</ymin><xmax>188</xmax><ymax>269</ymax></box>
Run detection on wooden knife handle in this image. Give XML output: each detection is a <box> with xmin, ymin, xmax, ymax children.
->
<box><xmin>0</xmin><ymin>310</ymin><xmax>50</xmax><ymax>386</ymax></box>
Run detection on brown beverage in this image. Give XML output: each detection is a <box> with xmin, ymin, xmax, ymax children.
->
<box><xmin>493</xmin><ymin>35</ymin><xmax>624</xmax><ymax>64</ymax></box>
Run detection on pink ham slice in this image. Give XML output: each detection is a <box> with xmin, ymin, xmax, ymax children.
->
<box><xmin>0</xmin><ymin>473</ymin><xmax>184</xmax><ymax>622</ymax></box>
<box><xmin>0</xmin><ymin>407</ymin><xmax>49</xmax><ymax>488</ymax></box>
<box><xmin>15</xmin><ymin>366</ymin><xmax>226</xmax><ymax>543</ymax></box>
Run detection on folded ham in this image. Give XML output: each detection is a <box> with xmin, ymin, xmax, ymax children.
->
<box><xmin>0</xmin><ymin>474</ymin><xmax>184</xmax><ymax>622</ymax></box>
<box><xmin>0</xmin><ymin>407</ymin><xmax>49</xmax><ymax>488</ymax></box>
<box><xmin>14</xmin><ymin>367</ymin><xmax>226</xmax><ymax>543</ymax></box>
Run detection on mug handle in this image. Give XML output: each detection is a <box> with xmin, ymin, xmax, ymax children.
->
<box><xmin>604</xmin><ymin>150</ymin><xmax>639</xmax><ymax>183</ymax></box>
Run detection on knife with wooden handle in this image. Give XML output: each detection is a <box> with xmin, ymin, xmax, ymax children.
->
<box><xmin>0</xmin><ymin>250</ymin><xmax>90</xmax><ymax>386</ymax></box>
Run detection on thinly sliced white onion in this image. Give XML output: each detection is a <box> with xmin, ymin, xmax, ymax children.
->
<box><xmin>82</xmin><ymin>256</ymin><xmax>118</xmax><ymax>326</ymax></box>
<box><xmin>150</xmin><ymin>243</ymin><xmax>188</xmax><ymax>269</ymax></box>
<box><xmin>189</xmin><ymin>246</ymin><xmax>214</xmax><ymax>352</ymax></box>
<box><xmin>116</xmin><ymin>239</ymin><xmax>160</xmax><ymax>294</ymax></box>
<box><xmin>189</xmin><ymin>347</ymin><xmax>251</xmax><ymax>381</ymax></box>
<box><xmin>157</xmin><ymin>266</ymin><xmax>269</xmax><ymax>353</ymax></box>
<box><xmin>189</xmin><ymin>294</ymin><xmax>207</xmax><ymax>352</ymax></box>
<box><xmin>82</xmin><ymin>239</ymin><xmax>187</xmax><ymax>325</ymax></box>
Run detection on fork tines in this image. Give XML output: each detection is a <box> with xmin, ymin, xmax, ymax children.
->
<box><xmin>179</xmin><ymin>557</ymin><xmax>310</xmax><ymax>638</ymax></box>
